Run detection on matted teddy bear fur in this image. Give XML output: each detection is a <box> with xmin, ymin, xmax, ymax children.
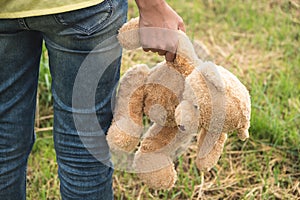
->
<box><xmin>107</xmin><ymin>18</ymin><xmax>251</xmax><ymax>189</ymax></box>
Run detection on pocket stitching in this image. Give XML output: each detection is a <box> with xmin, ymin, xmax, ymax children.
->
<box><xmin>73</xmin><ymin>0</ymin><xmax>113</xmax><ymax>35</ymax></box>
<box><xmin>53</xmin><ymin>0</ymin><xmax>113</xmax><ymax>35</ymax></box>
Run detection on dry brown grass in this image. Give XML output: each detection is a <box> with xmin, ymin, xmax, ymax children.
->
<box><xmin>113</xmin><ymin>135</ymin><xmax>300</xmax><ymax>199</ymax></box>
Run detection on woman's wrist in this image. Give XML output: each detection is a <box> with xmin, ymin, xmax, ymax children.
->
<box><xmin>135</xmin><ymin>0</ymin><xmax>165</xmax><ymax>8</ymax></box>
<box><xmin>135</xmin><ymin>0</ymin><xmax>166</xmax><ymax>12</ymax></box>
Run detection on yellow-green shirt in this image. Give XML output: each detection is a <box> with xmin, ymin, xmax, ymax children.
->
<box><xmin>0</xmin><ymin>0</ymin><xmax>104</xmax><ymax>19</ymax></box>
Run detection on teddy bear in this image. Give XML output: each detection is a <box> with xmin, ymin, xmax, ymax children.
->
<box><xmin>106</xmin><ymin>18</ymin><xmax>251</xmax><ymax>189</ymax></box>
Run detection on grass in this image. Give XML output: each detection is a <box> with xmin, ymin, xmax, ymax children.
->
<box><xmin>27</xmin><ymin>0</ymin><xmax>300</xmax><ymax>199</ymax></box>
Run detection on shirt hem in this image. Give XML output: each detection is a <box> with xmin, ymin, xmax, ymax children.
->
<box><xmin>0</xmin><ymin>0</ymin><xmax>104</xmax><ymax>19</ymax></box>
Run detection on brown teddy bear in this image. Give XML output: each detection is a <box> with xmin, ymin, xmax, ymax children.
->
<box><xmin>107</xmin><ymin>18</ymin><xmax>251</xmax><ymax>189</ymax></box>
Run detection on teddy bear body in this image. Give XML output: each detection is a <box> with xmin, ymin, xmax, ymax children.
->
<box><xmin>107</xmin><ymin>18</ymin><xmax>251</xmax><ymax>189</ymax></box>
<box><xmin>175</xmin><ymin>62</ymin><xmax>251</xmax><ymax>170</ymax></box>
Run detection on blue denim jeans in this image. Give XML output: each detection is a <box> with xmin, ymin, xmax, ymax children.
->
<box><xmin>0</xmin><ymin>0</ymin><xmax>127</xmax><ymax>199</ymax></box>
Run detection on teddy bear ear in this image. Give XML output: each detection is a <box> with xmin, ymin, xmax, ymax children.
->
<box><xmin>237</xmin><ymin>128</ymin><xmax>250</xmax><ymax>141</ymax></box>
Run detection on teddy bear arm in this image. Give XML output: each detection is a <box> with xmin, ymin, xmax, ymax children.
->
<box><xmin>196</xmin><ymin>128</ymin><xmax>227</xmax><ymax>171</ymax></box>
<box><xmin>107</xmin><ymin>65</ymin><xmax>149</xmax><ymax>152</ymax></box>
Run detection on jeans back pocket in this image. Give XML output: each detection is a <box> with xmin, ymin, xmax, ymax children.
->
<box><xmin>54</xmin><ymin>0</ymin><xmax>113</xmax><ymax>36</ymax></box>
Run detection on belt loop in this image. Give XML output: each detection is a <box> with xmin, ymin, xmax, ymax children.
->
<box><xmin>18</xmin><ymin>18</ymin><xmax>30</xmax><ymax>30</ymax></box>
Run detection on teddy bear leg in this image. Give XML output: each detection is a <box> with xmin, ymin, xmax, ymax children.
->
<box><xmin>117</xmin><ymin>18</ymin><xmax>141</xmax><ymax>50</ymax></box>
<box><xmin>195</xmin><ymin>128</ymin><xmax>227</xmax><ymax>171</ymax></box>
<box><xmin>133</xmin><ymin>124</ymin><xmax>179</xmax><ymax>189</ymax></box>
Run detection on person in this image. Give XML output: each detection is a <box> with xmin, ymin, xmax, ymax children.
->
<box><xmin>0</xmin><ymin>0</ymin><xmax>185</xmax><ymax>199</ymax></box>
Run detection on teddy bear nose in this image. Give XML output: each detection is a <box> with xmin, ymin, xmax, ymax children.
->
<box><xmin>178</xmin><ymin>125</ymin><xmax>186</xmax><ymax>131</ymax></box>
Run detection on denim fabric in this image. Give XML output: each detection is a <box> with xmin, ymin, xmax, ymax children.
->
<box><xmin>0</xmin><ymin>0</ymin><xmax>128</xmax><ymax>199</ymax></box>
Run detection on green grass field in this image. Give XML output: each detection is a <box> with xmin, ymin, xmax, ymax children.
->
<box><xmin>27</xmin><ymin>0</ymin><xmax>300</xmax><ymax>199</ymax></box>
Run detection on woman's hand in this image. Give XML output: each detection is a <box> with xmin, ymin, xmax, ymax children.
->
<box><xmin>135</xmin><ymin>0</ymin><xmax>185</xmax><ymax>62</ymax></box>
